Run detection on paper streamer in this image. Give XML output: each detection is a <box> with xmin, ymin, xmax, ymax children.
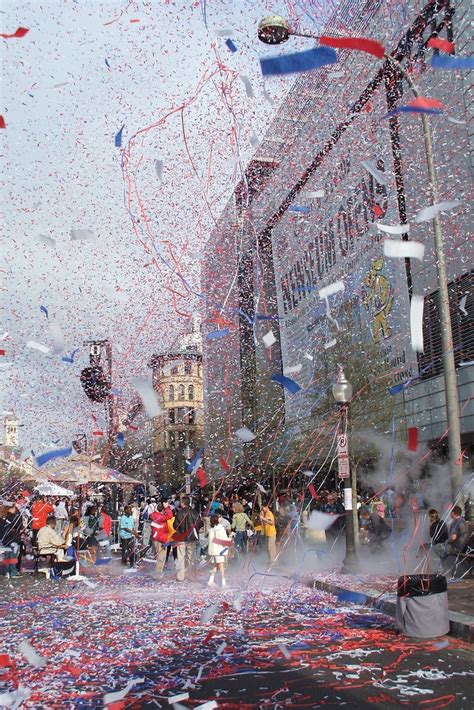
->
<box><xmin>239</xmin><ymin>75</ymin><xmax>254</xmax><ymax>98</ymax></box>
<box><xmin>319</xmin><ymin>35</ymin><xmax>385</xmax><ymax>59</ymax></box>
<box><xmin>427</xmin><ymin>37</ymin><xmax>454</xmax><ymax>54</ymax></box>
<box><xmin>361</xmin><ymin>160</ymin><xmax>389</xmax><ymax>185</ymax></box>
<box><xmin>288</xmin><ymin>204</ymin><xmax>310</xmax><ymax>214</ymax></box>
<box><xmin>383</xmin><ymin>240</ymin><xmax>425</xmax><ymax>261</ymax></box>
<box><xmin>40</xmin><ymin>305</ymin><xmax>49</xmax><ymax>319</ymax></box>
<box><xmin>0</xmin><ymin>116</ymin><xmax>5</xmax><ymax>129</ymax></box>
<box><xmin>410</xmin><ymin>294</ymin><xmax>424</xmax><ymax>352</ymax></box>
<box><xmin>62</xmin><ymin>348</ymin><xmax>79</xmax><ymax>364</ymax></box>
<box><xmin>70</xmin><ymin>228</ymin><xmax>94</xmax><ymax>241</ymax></box>
<box><xmin>26</xmin><ymin>341</ymin><xmax>50</xmax><ymax>354</ymax></box>
<box><xmin>235</xmin><ymin>427</ymin><xmax>256</xmax><ymax>442</ymax></box>
<box><xmin>262</xmin><ymin>330</ymin><xmax>276</xmax><ymax>347</ymax></box>
<box><xmin>256</xmin><ymin>482</ymin><xmax>267</xmax><ymax>493</ymax></box>
<box><xmin>133</xmin><ymin>377</ymin><xmax>161</xmax><ymax>418</ymax></box>
<box><xmin>219</xmin><ymin>457</ymin><xmax>230</xmax><ymax>472</ymax></box>
<box><xmin>117</xmin><ymin>432</ymin><xmax>124</xmax><ymax>448</ymax></box>
<box><xmin>167</xmin><ymin>693</ymin><xmax>189</xmax><ymax>704</ymax></box>
<box><xmin>377</xmin><ymin>222</ymin><xmax>410</xmax><ymax>235</ymax></box>
<box><xmin>384</xmin><ymin>97</ymin><xmax>444</xmax><ymax>117</ymax></box>
<box><xmin>271</xmin><ymin>373</ymin><xmax>301</xmax><ymax>394</ymax></box>
<box><xmin>104</xmin><ymin>679</ymin><xmax>144</xmax><ymax>706</ymax></box>
<box><xmin>407</xmin><ymin>426</ymin><xmax>419</xmax><ymax>452</ymax></box>
<box><xmin>303</xmin><ymin>190</ymin><xmax>325</xmax><ymax>198</ymax></box>
<box><xmin>308</xmin><ymin>483</ymin><xmax>319</xmax><ymax>499</ymax></box>
<box><xmin>414</xmin><ymin>200</ymin><xmax>462</xmax><ymax>223</ymax></box>
<box><xmin>432</xmin><ymin>53</ymin><xmax>474</xmax><ymax>70</ymax></box>
<box><xmin>18</xmin><ymin>641</ymin><xmax>47</xmax><ymax>668</ymax></box>
<box><xmin>36</xmin><ymin>446</ymin><xmax>73</xmax><ymax>467</ymax></box>
<box><xmin>260</xmin><ymin>46</ymin><xmax>337</xmax><ymax>77</ymax></box>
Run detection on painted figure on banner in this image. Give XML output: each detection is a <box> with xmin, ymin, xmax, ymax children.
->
<box><xmin>363</xmin><ymin>257</ymin><xmax>393</xmax><ymax>343</ymax></box>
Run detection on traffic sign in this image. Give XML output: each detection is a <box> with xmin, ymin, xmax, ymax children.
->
<box><xmin>337</xmin><ymin>434</ymin><xmax>350</xmax><ymax>479</ymax></box>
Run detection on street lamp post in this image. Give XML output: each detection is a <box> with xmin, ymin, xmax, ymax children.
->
<box><xmin>257</xmin><ymin>16</ymin><xmax>463</xmax><ymax>502</ymax></box>
<box><xmin>332</xmin><ymin>367</ymin><xmax>358</xmax><ymax>573</ymax></box>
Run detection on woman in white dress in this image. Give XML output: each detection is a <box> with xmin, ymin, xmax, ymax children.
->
<box><xmin>207</xmin><ymin>514</ymin><xmax>231</xmax><ymax>588</ymax></box>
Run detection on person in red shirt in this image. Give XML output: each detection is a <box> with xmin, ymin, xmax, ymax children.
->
<box><xmin>149</xmin><ymin>501</ymin><xmax>173</xmax><ymax>575</ymax></box>
<box><xmin>31</xmin><ymin>497</ymin><xmax>54</xmax><ymax>546</ymax></box>
<box><xmin>100</xmin><ymin>507</ymin><xmax>112</xmax><ymax>537</ymax></box>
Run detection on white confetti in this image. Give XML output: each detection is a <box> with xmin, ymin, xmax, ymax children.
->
<box><xmin>303</xmin><ymin>190</ymin><xmax>325</xmax><ymax>198</ymax></box>
<box><xmin>256</xmin><ymin>482</ymin><xmax>267</xmax><ymax>493</ymax></box>
<box><xmin>249</xmin><ymin>131</ymin><xmax>259</xmax><ymax>147</ymax></box>
<box><xmin>155</xmin><ymin>159</ymin><xmax>163</xmax><ymax>180</ymax></box>
<box><xmin>446</xmin><ymin>116</ymin><xmax>466</xmax><ymax>125</ymax></box>
<box><xmin>318</xmin><ymin>280</ymin><xmax>344</xmax><ymax>300</ymax></box>
<box><xmin>70</xmin><ymin>228</ymin><xmax>94</xmax><ymax>241</ymax></box>
<box><xmin>216</xmin><ymin>642</ymin><xmax>226</xmax><ymax>655</ymax></box>
<box><xmin>283</xmin><ymin>363</ymin><xmax>302</xmax><ymax>375</ymax></box>
<box><xmin>49</xmin><ymin>322</ymin><xmax>64</xmax><ymax>354</ymax></box>
<box><xmin>200</xmin><ymin>603</ymin><xmax>220</xmax><ymax>623</ymax></box>
<box><xmin>195</xmin><ymin>702</ymin><xmax>218</xmax><ymax>710</ymax></box>
<box><xmin>361</xmin><ymin>160</ymin><xmax>390</xmax><ymax>185</ymax></box>
<box><xmin>303</xmin><ymin>353</ymin><xmax>313</xmax><ymax>360</ymax></box>
<box><xmin>235</xmin><ymin>427</ymin><xmax>256</xmax><ymax>442</ymax></box>
<box><xmin>26</xmin><ymin>341</ymin><xmax>50</xmax><ymax>355</ymax></box>
<box><xmin>277</xmin><ymin>642</ymin><xmax>292</xmax><ymax>659</ymax></box>
<box><xmin>38</xmin><ymin>234</ymin><xmax>56</xmax><ymax>246</ymax></box>
<box><xmin>306</xmin><ymin>510</ymin><xmax>341</xmax><ymax>531</ymax></box>
<box><xmin>262</xmin><ymin>330</ymin><xmax>276</xmax><ymax>348</ymax></box>
<box><xmin>410</xmin><ymin>294</ymin><xmax>424</xmax><ymax>353</ymax></box>
<box><xmin>18</xmin><ymin>640</ymin><xmax>47</xmax><ymax>669</ymax></box>
<box><xmin>323</xmin><ymin>339</ymin><xmax>337</xmax><ymax>349</ymax></box>
<box><xmin>459</xmin><ymin>295</ymin><xmax>468</xmax><ymax>316</ymax></box>
<box><xmin>168</xmin><ymin>693</ymin><xmax>190</xmax><ymax>704</ymax></box>
<box><xmin>383</xmin><ymin>239</ymin><xmax>425</xmax><ymax>261</ymax></box>
<box><xmin>133</xmin><ymin>377</ymin><xmax>161</xmax><ymax>418</ymax></box>
<box><xmin>0</xmin><ymin>684</ymin><xmax>32</xmax><ymax>708</ymax></box>
<box><xmin>376</xmin><ymin>222</ymin><xmax>410</xmax><ymax>235</ymax></box>
<box><xmin>239</xmin><ymin>75</ymin><xmax>254</xmax><ymax>98</ymax></box>
<box><xmin>104</xmin><ymin>678</ymin><xmax>144</xmax><ymax>705</ymax></box>
<box><xmin>216</xmin><ymin>29</ymin><xmax>234</xmax><ymax>37</ymax></box>
<box><xmin>414</xmin><ymin>200</ymin><xmax>462</xmax><ymax>223</ymax></box>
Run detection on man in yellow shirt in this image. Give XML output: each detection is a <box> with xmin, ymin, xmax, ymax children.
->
<box><xmin>260</xmin><ymin>501</ymin><xmax>277</xmax><ymax>564</ymax></box>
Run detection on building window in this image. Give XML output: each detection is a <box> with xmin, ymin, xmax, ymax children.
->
<box><xmin>168</xmin><ymin>384</ymin><xmax>174</xmax><ymax>401</ymax></box>
<box><xmin>188</xmin><ymin>384</ymin><xmax>194</xmax><ymax>400</ymax></box>
<box><xmin>168</xmin><ymin>409</ymin><xmax>176</xmax><ymax>424</ymax></box>
<box><xmin>418</xmin><ymin>272</ymin><xmax>473</xmax><ymax>380</ymax></box>
<box><xmin>184</xmin><ymin>361</ymin><xmax>192</xmax><ymax>375</ymax></box>
<box><xmin>178</xmin><ymin>384</ymin><xmax>185</xmax><ymax>400</ymax></box>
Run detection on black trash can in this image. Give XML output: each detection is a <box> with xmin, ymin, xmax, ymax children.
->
<box><xmin>395</xmin><ymin>574</ymin><xmax>449</xmax><ymax>638</ymax></box>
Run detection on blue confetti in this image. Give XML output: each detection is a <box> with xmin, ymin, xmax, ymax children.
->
<box><xmin>271</xmin><ymin>373</ymin><xmax>301</xmax><ymax>395</ymax></box>
<box><xmin>40</xmin><ymin>305</ymin><xmax>49</xmax><ymax>319</ymax></box>
<box><xmin>117</xmin><ymin>432</ymin><xmax>124</xmax><ymax>448</ymax></box>
<box><xmin>187</xmin><ymin>447</ymin><xmax>204</xmax><ymax>473</ymax></box>
<box><xmin>383</xmin><ymin>105</ymin><xmax>443</xmax><ymax>119</ymax></box>
<box><xmin>225</xmin><ymin>38</ymin><xmax>237</xmax><ymax>53</ymax></box>
<box><xmin>260</xmin><ymin>46</ymin><xmax>337</xmax><ymax>77</ymax></box>
<box><xmin>105</xmin><ymin>58</ymin><xmax>111</xmax><ymax>69</ymax></box>
<box><xmin>115</xmin><ymin>124</ymin><xmax>125</xmax><ymax>147</ymax></box>
<box><xmin>61</xmin><ymin>347</ymin><xmax>79</xmax><ymax>364</ymax></box>
<box><xmin>432</xmin><ymin>53</ymin><xmax>474</xmax><ymax>71</ymax></box>
<box><xmin>206</xmin><ymin>328</ymin><xmax>229</xmax><ymax>340</ymax></box>
<box><xmin>389</xmin><ymin>380</ymin><xmax>410</xmax><ymax>395</ymax></box>
<box><xmin>36</xmin><ymin>446</ymin><xmax>73</xmax><ymax>468</ymax></box>
<box><xmin>255</xmin><ymin>314</ymin><xmax>283</xmax><ymax>320</ymax></box>
<box><xmin>288</xmin><ymin>204</ymin><xmax>311</xmax><ymax>214</ymax></box>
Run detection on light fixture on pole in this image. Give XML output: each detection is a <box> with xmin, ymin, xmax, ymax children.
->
<box><xmin>257</xmin><ymin>15</ymin><xmax>463</xmax><ymax>502</ymax></box>
<box><xmin>332</xmin><ymin>366</ymin><xmax>358</xmax><ymax>573</ymax></box>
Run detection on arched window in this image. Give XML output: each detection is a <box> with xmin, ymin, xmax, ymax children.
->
<box><xmin>178</xmin><ymin>384</ymin><xmax>185</xmax><ymax>400</ymax></box>
<box><xmin>188</xmin><ymin>384</ymin><xmax>194</xmax><ymax>400</ymax></box>
<box><xmin>168</xmin><ymin>384</ymin><xmax>174</xmax><ymax>401</ymax></box>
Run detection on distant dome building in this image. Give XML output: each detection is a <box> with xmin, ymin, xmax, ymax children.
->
<box><xmin>148</xmin><ymin>316</ymin><xmax>204</xmax><ymax>488</ymax></box>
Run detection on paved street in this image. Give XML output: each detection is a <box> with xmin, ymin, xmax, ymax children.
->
<box><xmin>1</xmin><ymin>563</ymin><xmax>473</xmax><ymax>709</ymax></box>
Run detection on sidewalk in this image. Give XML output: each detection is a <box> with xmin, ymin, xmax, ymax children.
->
<box><xmin>303</xmin><ymin>570</ymin><xmax>473</xmax><ymax>642</ymax></box>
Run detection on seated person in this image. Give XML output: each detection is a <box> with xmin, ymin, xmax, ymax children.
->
<box><xmin>360</xmin><ymin>510</ymin><xmax>390</xmax><ymax>552</ymax></box>
<box><xmin>82</xmin><ymin>505</ymin><xmax>101</xmax><ymax>563</ymax></box>
<box><xmin>37</xmin><ymin>515</ymin><xmax>75</xmax><ymax>577</ymax></box>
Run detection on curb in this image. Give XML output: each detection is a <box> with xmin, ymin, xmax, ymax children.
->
<box><xmin>304</xmin><ymin>577</ymin><xmax>473</xmax><ymax>643</ymax></box>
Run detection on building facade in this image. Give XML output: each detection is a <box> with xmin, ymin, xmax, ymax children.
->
<box><xmin>148</xmin><ymin>318</ymin><xmax>204</xmax><ymax>487</ymax></box>
<box><xmin>202</xmin><ymin>0</ymin><xmax>473</xmax><ymax>484</ymax></box>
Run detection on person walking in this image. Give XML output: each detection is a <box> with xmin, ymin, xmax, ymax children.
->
<box><xmin>231</xmin><ymin>502</ymin><xmax>253</xmax><ymax>557</ymax></box>
<box><xmin>54</xmin><ymin>498</ymin><xmax>69</xmax><ymax>534</ymax></box>
<box><xmin>173</xmin><ymin>496</ymin><xmax>202</xmax><ymax>581</ymax></box>
<box><xmin>149</xmin><ymin>501</ymin><xmax>173</xmax><ymax>575</ymax></box>
<box><xmin>207</xmin><ymin>514</ymin><xmax>230</xmax><ymax>587</ymax></box>
<box><xmin>119</xmin><ymin>505</ymin><xmax>136</xmax><ymax>566</ymax></box>
<box><xmin>260</xmin><ymin>500</ymin><xmax>277</xmax><ymax>564</ymax></box>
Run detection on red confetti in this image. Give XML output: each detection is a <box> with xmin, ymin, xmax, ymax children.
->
<box><xmin>92</xmin><ymin>430</ymin><xmax>104</xmax><ymax>437</ymax></box>
<box><xmin>197</xmin><ymin>467</ymin><xmax>207</xmax><ymax>488</ymax></box>
<box><xmin>309</xmin><ymin>483</ymin><xmax>319</xmax><ymax>499</ymax></box>
<box><xmin>0</xmin><ymin>26</ymin><xmax>30</xmax><ymax>39</ymax></box>
<box><xmin>0</xmin><ymin>349</ymin><xmax>5</xmax><ymax>355</ymax></box>
<box><xmin>407</xmin><ymin>96</ymin><xmax>444</xmax><ymax>111</ymax></box>
<box><xmin>0</xmin><ymin>116</ymin><xmax>6</xmax><ymax>129</ymax></box>
<box><xmin>319</xmin><ymin>35</ymin><xmax>385</xmax><ymax>59</ymax></box>
<box><xmin>0</xmin><ymin>654</ymin><xmax>14</xmax><ymax>667</ymax></box>
<box><xmin>372</xmin><ymin>204</ymin><xmax>384</xmax><ymax>217</ymax></box>
<box><xmin>130</xmin><ymin>18</ymin><xmax>140</xmax><ymax>23</ymax></box>
<box><xmin>407</xmin><ymin>426</ymin><xmax>418</xmax><ymax>452</ymax></box>
<box><xmin>219</xmin><ymin>457</ymin><xmax>230</xmax><ymax>471</ymax></box>
<box><xmin>427</xmin><ymin>37</ymin><xmax>455</xmax><ymax>54</ymax></box>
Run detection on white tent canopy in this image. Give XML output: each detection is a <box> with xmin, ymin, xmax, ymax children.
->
<box><xmin>34</xmin><ymin>481</ymin><xmax>76</xmax><ymax>497</ymax></box>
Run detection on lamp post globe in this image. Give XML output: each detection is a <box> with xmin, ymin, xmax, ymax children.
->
<box><xmin>332</xmin><ymin>367</ymin><xmax>353</xmax><ymax>404</ymax></box>
<box><xmin>257</xmin><ymin>15</ymin><xmax>291</xmax><ymax>45</ymax></box>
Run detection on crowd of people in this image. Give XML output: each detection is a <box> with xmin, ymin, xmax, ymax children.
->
<box><xmin>0</xmin><ymin>486</ymin><xmax>471</xmax><ymax>583</ymax></box>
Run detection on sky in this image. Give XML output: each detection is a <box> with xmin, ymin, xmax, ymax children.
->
<box><xmin>1</xmin><ymin>0</ymin><xmax>339</xmax><ymax>454</ymax></box>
